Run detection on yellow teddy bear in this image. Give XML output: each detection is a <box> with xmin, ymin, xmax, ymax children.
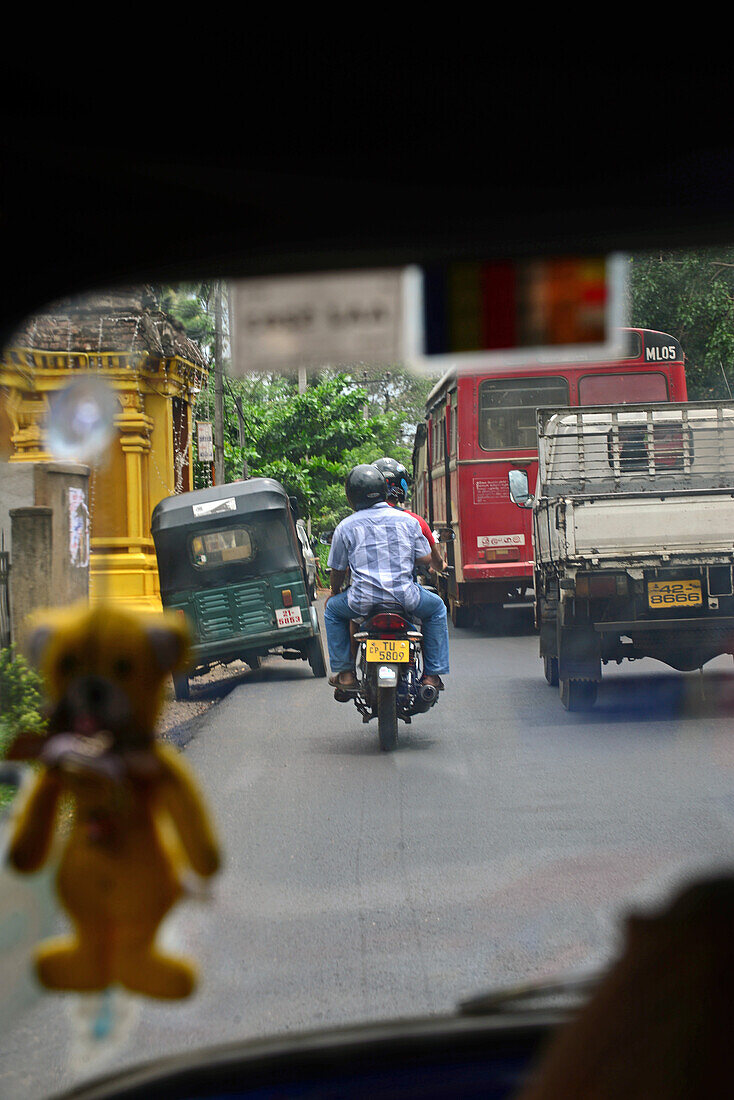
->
<box><xmin>7</xmin><ymin>602</ymin><xmax>221</xmax><ymax>1000</ymax></box>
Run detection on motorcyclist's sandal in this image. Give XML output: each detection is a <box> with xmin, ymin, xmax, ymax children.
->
<box><xmin>329</xmin><ymin>674</ymin><xmax>358</xmax><ymax>699</ymax></box>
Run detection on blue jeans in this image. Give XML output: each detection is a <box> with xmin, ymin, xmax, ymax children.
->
<box><xmin>324</xmin><ymin>589</ymin><xmax>450</xmax><ymax>676</ymax></box>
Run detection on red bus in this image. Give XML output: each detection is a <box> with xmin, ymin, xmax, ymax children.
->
<box><xmin>412</xmin><ymin>328</ymin><xmax>688</xmax><ymax>626</ymax></box>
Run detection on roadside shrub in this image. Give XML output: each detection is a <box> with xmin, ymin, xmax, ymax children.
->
<box><xmin>0</xmin><ymin>646</ymin><xmax>47</xmax><ymax>809</ymax></box>
<box><xmin>0</xmin><ymin>646</ymin><xmax>46</xmax><ymax>734</ymax></box>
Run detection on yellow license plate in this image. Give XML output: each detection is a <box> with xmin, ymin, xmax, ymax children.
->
<box><xmin>365</xmin><ymin>639</ymin><xmax>410</xmax><ymax>663</ymax></box>
<box><xmin>647</xmin><ymin>579</ymin><xmax>702</xmax><ymax>608</ymax></box>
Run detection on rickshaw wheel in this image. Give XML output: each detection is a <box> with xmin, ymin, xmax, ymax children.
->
<box><xmin>306</xmin><ymin>635</ymin><xmax>327</xmax><ymax>678</ymax></box>
<box><xmin>173</xmin><ymin>673</ymin><xmax>190</xmax><ymax>701</ymax></box>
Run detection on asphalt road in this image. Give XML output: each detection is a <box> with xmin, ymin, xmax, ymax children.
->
<box><xmin>4</xmin><ymin>607</ymin><xmax>734</xmax><ymax>1098</ymax></box>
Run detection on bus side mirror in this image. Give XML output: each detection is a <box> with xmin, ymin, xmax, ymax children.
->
<box><xmin>508</xmin><ymin>469</ymin><xmax>533</xmax><ymax>508</ymax></box>
<box><xmin>437</xmin><ymin>528</ymin><xmax>455</xmax><ymax>543</ymax></box>
<box><xmin>289</xmin><ymin>496</ymin><xmax>301</xmax><ymax>520</ymax></box>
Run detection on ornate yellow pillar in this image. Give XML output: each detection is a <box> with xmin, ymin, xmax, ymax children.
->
<box><xmin>1</xmin><ymin>289</ymin><xmax>208</xmax><ymax>612</ymax></box>
<box><xmin>117</xmin><ymin>392</ymin><xmax>152</xmax><ymax>542</ymax></box>
<box><xmin>5</xmin><ymin>389</ymin><xmax>51</xmax><ymax>461</ymax></box>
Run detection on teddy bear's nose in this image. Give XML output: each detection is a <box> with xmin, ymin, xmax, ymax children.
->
<box><xmin>81</xmin><ymin>676</ymin><xmax>109</xmax><ymax>709</ymax></box>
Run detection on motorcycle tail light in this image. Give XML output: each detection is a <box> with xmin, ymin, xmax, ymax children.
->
<box><xmin>371</xmin><ymin>613</ymin><xmax>408</xmax><ymax>630</ymax></box>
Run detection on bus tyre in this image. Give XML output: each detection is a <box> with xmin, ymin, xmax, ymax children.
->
<box><xmin>449</xmin><ymin>598</ymin><xmax>469</xmax><ymax>628</ymax></box>
<box><xmin>247</xmin><ymin>655</ymin><xmax>262</xmax><ymax>671</ymax></box>
<box><xmin>306</xmin><ymin>634</ymin><xmax>327</xmax><ymax>678</ymax></box>
<box><xmin>172</xmin><ymin>673</ymin><xmax>190</xmax><ymax>702</ymax></box>
<box><xmin>377</xmin><ymin>686</ymin><xmax>399</xmax><ymax>752</ymax></box>
<box><xmin>559</xmin><ymin>677</ymin><xmax>597</xmax><ymax>711</ymax></box>
<box><xmin>544</xmin><ymin>655</ymin><xmax>559</xmax><ymax>686</ymax></box>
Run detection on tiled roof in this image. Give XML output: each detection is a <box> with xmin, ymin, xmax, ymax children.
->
<box><xmin>9</xmin><ymin>287</ymin><xmax>208</xmax><ymax>369</ymax></box>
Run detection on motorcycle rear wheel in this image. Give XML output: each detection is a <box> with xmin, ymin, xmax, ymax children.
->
<box><xmin>377</xmin><ymin>686</ymin><xmax>399</xmax><ymax>752</ymax></box>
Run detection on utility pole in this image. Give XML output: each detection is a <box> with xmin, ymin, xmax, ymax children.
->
<box><xmin>214</xmin><ymin>281</ymin><xmax>225</xmax><ymax>486</ymax></box>
<box><xmin>233</xmin><ymin>394</ymin><xmax>249</xmax><ymax>479</ymax></box>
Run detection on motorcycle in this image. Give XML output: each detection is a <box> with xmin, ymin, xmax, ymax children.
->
<box><xmin>337</xmin><ymin>610</ymin><xmax>439</xmax><ymax>751</ymax></box>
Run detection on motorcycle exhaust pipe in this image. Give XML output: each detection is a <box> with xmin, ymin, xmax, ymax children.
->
<box><xmin>413</xmin><ymin>683</ymin><xmax>438</xmax><ymax>712</ymax></box>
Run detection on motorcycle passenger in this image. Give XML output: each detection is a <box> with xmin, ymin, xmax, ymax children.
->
<box><xmin>324</xmin><ymin>464</ymin><xmax>450</xmax><ymax>693</ymax></box>
<box><xmin>372</xmin><ymin>457</ymin><xmax>446</xmax><ymax>576</ymax></box>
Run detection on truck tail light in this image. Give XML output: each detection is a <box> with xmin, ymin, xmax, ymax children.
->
<box><xmin>575</xmin><ymin>574</ymin><xmax>628</xmax><ymax>598</ymax></box>
<box><xmin>281</xmin><ymin>589</ymin><xmax>293</xmax><ymax>607</ymax></box>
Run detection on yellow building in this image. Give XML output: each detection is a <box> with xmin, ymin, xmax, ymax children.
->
<box><xmin>0</xmin><ymin>288</ymin><xmax>208</xmax><ymax>610</ymax></box>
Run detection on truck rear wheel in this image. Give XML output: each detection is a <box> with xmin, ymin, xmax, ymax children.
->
<box><xmin>544</xmin><ymin>655</ymin><xmax>559</xmax><ymax>686</ymax></box>
<box><xmin>560</xmin><ymin>678</ymin><xmax>597</xmax><ymax>711</ymax></box>
<box><xmin>449</xmin><ymin>598</ymin><xmax>469</xmax><ymax>628</ymax></box>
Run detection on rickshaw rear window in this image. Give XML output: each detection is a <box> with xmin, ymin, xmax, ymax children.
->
<box><xmin>191</xmin><ymin>527</ymin><xmax>254</xmax><ymax>567</ymax></box>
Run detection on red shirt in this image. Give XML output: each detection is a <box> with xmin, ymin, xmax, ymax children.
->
<box><xmin>387</xmin><ymin>502</ymin><xmax>435</xmax><ymax>547</ymax></box>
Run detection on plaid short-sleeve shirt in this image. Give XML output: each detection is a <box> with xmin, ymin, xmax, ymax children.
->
<box><xmin>327</xmin><ymin>501</ymin><xmax>430</xmax><ymax>614</ymax></box>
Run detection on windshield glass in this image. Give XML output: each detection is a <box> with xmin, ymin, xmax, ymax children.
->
<box><xmin>3</xmin><ymin>248</ymin><xmax>734</xmax><ymax>1100</ymax></box>
<box><xmin>479</xmin><ymin>376</ymin><xmax>570</xmax><ymax>450</ymax></box>
<box><xmin>578</xmin><ymin>371</ymin><xmax>669</xmax><ymax>404</ymax></box>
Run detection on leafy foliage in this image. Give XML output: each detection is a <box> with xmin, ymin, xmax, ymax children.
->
<box><xmin>0</xmin><ymin>645</ymin><xmax>46</xmax><ymax>736</ymax></box>
<box><xmin>629</xmin><ymin>249</ymin><xmax>734</xmax><ymax>397</ymax></box>
<box><xmin>0</xmin><ymin>646</ymin><xmax>47</xmax><ymax>807</ymax></box>
<box><xmin>192</xmin><ymin>370</ymin><xmax>422</xmax><ymax>534</ymax></box>
<box><xmin>156</xmin><ymin>283</ymin><xmax>216</xmax><ymax>360</ymax></box>
<box><xmin>158</xmin><ymin>282</ymin><xmax>437</xmax><ymax>535</ymax></box>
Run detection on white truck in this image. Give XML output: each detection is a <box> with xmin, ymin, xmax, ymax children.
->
<box><xmin>509</xmin><ymin>401</ymin><xmax>734</xmax><ymax>710</ymax></box>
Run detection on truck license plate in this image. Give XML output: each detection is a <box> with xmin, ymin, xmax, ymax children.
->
<box><xmin>365</xmin><ymin>640</ymin><xmax>410</xmax><ymax>663</ymax></box>
<box><xmin>647</xmin><ymin>580</ymin><xmax>702</xmax><ymax>608</ymax></box>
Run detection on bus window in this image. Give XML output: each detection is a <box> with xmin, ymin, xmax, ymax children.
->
<box><xmin>579</xmin><ymin>371</ymin><xmax>669</xmax><ymax>405</ymax></box>
<box><xmin>478</xmin><ymin>376</ymin><xmax>569</xmax><ymax>451</ymax></box>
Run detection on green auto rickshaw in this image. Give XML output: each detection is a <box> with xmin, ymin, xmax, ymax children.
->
<box><xmin>151</xmin><ymin>478</ymin><xmax>326</xmax><ymax>699</ymax></box>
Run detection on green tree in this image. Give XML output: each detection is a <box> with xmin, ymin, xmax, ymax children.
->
<box><xmin>157</xmin><ymin>282</ymin><xmax>437</xmax><ymax>528</ymax></box>
<box><xmin>191</xmin><ymin>371</ymin><xmax>415</xmax><ymax>532</ymax></box>
<box><xmin>156</xmin><ymin>283</ymin><xmax>216</xmax><ymax>359</ymax></box>
<box><xmin>629</xmin><ymin>249</ymin><xmax>734</xmax><ymax>397</ymax></box>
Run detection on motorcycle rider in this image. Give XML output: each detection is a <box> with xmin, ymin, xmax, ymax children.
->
<box><xmin>372</xmin><ymin>457</ymin><xmax>446</xmax><ymax>575</ymax></box>
<box><xmin>324</xmin><ymin>464</ymin><xmax>450</xmax><ymax>693</ymax></box>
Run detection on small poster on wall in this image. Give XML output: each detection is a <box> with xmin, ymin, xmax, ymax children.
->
<box><xmin>69</xmin><ymin>487</ymin><xmax>90</xmax><ymax>568</ymax></box>
<box><xmin>197</xmin><ymin>422</ymin><xmax>214</xmax><ymax>463</ymax></box>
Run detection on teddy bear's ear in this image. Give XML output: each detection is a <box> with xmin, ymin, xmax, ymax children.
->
<box><xmin>145</xmin><ymin>617</ymin><xmax>190</xmax><ymax>673</ymax></box>
<box><xmin>25</xmin><ymin>623</ymin><xmax>54</xmax><ymax>668</ymax></box>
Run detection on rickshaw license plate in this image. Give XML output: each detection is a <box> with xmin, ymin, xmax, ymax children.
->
<box><xmin>365</xmin><ymin>640</ymin><xmax>410</xmax><ymax>662</ymax></box>
<box><xmin>276</xmin><ymin>606</ymin><xmax>303</xmax><ymax>627</ymax></box>
<box><xmin>647</xmin><ymin>580</ymin><xmax>702</xmax><ymax>607</ymax></box>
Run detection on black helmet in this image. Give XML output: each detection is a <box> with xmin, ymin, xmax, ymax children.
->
<box><xmin>346</xmin><ymin>464</ymin><xmax>388</xmax><ymax>511</ymax></box>
<box><xmin>373</xmin><ymin>457</ymin><xmax>409</xmax><ymax>503</ymax></box>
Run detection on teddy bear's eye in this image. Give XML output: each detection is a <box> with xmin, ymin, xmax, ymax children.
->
<box><xmin>113</xmin><ymin>658</ymin><xmax>133</xmax><ymax>678</ymax></box>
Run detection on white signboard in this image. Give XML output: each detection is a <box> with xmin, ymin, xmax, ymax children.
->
<box><xmin>192</xmin><ymin>497</ymin><xmax>236</xmax><ymax>518</ymax></box>
<box><xmin>230</xmin><ymin>270</ymin><xmax>404</xmax><ymax>377</ymax></box>
<box><xmin>197</xmin><ymin>421</ymin><xmax>214</xmax><ymax>462</ymax></box>
<box><xmin>477</xmin><ymin>534</ymin><xmax>525</xmax><ymax>548</ymax></box>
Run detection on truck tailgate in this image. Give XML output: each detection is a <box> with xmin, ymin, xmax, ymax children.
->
<box><xmin>568</xmin><ymin>494</ymin><xmax>734</xmax><ymax>558</ymax></box>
